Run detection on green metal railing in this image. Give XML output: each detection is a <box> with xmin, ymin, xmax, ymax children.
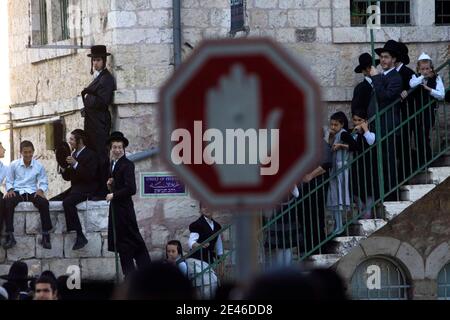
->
<box><xmin>185</xmin><ymin>59</ymin><xmax>450</xmax><ymax>299</ymax></box>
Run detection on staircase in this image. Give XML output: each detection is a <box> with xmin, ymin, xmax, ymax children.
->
<box><xmin>184</xmin><ymin>59</ymin><xmax>450</xmax><ymax>299</ymax></box>
<box><xmin>308</xmin><ymin>156</ymin><xmax>450</xmax><ymax>269</ymax></box>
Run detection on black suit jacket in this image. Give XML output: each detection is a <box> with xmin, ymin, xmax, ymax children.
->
<box><xmin>108</xmin><ymin>156</ymin><xmax>146</xmax><ymax>253</ymax></box>
<box><xmin>82</xmin><ymin>69</ymin><xmax>116</xmax><ymax>154</ymax></box>
<box><xmin>371</xmin><ymin>69</ymin><xmax>402</xmax><ymax>133</ymax></box>
<box><xmin>61</xmin><ymin>147</ymin><xmax>99</xmax><ymax>195</ymax></box>
<box><xmin>397</xmin><ymin>64</ymin><xmax>416</xmax><ymax>114</ymax></box>
<box><xmin>189</xmin><ymin>216</ymin><xmax>222</xmax><ymax>263</ymax></box>
<box><xmin>351</xmin><ymin>78</ymin><xmax>373</xmax><ymax>115</ymax></box>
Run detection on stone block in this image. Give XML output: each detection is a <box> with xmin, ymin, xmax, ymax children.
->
<box><xmin>425</xmin><ymin>242</ymin><xmax>450</xmax><ymax>279</ymax></box>
<box><xmin>276</xmin><ymin>28</ymin><xmax>296</xmax><ymax>43</ymax></box>
<box><xmin>319</xmin><ymin>8</ymin><xmax>332</xmax><ymax>27</ymax></box>
<box><xmin>114</xmin><ymin>90</ymin><xmax>136</xmax><ymax>104</ymax></box>
<box><xmin>0</xmin><ymin>246</ymin><xmax>5</xmax><ymax>263</ymax></box>
<box><xmin>268</xmin><ymin>10</ymin><xmax>288</xmax><ymax>28</ymax></box>
<box><xmin>395</xmin><ymin>242</ymin><xmax>425</xmax><ymax>280</ymax></box>
<box><xmin>13</xmin><ymin>213</ymin><xmax>26</xmax><ymax>235</ymax></box>
<box><xmin>383</xmin><ymin>201</ymin><xmax>412</xmax><ymax>221</ymax></box>
<box><xmin>333</xmin><ymin>27</ymin><xmax>367</xmax><ymax>43</ymax></box>
<box><xmin>22</xmin><ymin>259</ymin><xmax>42</xmax><ymax>277</ymax></box>
<box><xmin>163</xmin><ymin>198</ymin><xmax>200</xmax><ymax>220</ymax></box>
<box><xmin>303</xmin><ymin>0</ymin><xmax>331</xmax><ymax>8</ymax></box>
<box><xmin>400</xmin><ymin>184</ymin><xmax>435</xmax><ymax>202</ymax></box>
<box><xmin>111</xmin><ymin>0</ymin><xmax>152</xmax><ymax>11</ymax></box>
<box><xmin>136</xmin><ymin>89</ymin><xmax>160</xmax><ymax>103</ymax></box>
<box><xmin>102</xmin><ymin>236</ymin><xmax>115</xmax><ymax>258</ymax></box>
<box><xmin>181</xmin><ymin>9</ymin><xmax>210</xmax><ymax>28</ymax></box>
<box><xmin>316</xmin><ymin>27</ymin><xmax>332</xmax><ymax>43</ymax></box>
<box><xmin>108</xmin><ymin>11</ymin><xmax>137</xmax><ymax>28</ymax></box>
<box><xmin>64</xmin><ymin>233</ymin><xmax>102</xmax><ymax>258</ymax></box>
<box><xmin>42</xmin><ymin>258</ymin><xmax>80</xmax><ymax>278</ymax></box>
<box><xmin>151</xmin><ymin>0</ymin><xmax>172</xmax><ymax>8</ymax></box>
<box><xmin>279</xmin><ymin>0</ymin><xmax>303</xmax><ymax>9</ymax></box>
<box><xmin>80</xmin><ymin>258</ymin><xmax>122</xmax><ymax>281</ymax></box>
<box><xmin>6</xmin><ymin>236</ymin><xmax>36</xmax><ymax>261</ymax></box>
<box><xmin>332</xmin><ymin>0</ymin><xmax>350</xmax><ymax>8</ymax></box>
<box><xmin>36</xmin><ymin>234</ymin><xmax>64</xmax><ymax>259</ymax></box>
<box><xmin>360</xmin><ymin>236</ymin><xmax>401</xmax><ymax>257</ymax></box>
<box><xmin>151</xmin><ymin>225</ymin><xmax>170</xmax><ymax>248</ymax></box>
<box><xmin>137</xmin><ymin>10</ymin><xmax>171</xmax><ymax>27</ymax></box>
<box><xmin>26</xmin><ymin>212</ymin><xmax>64</xmax><ymax>235</ymax></box>
<box><xmin>250</xmin><ymin>10</ymin><xmax>268</xmax><ymax>28</ymax></box>
<box><xmin>254</xmin><ymin>0</ymin><xmax>277</xmax><ymax>9</ymax></box>
<box><xmin>201</xmin><ymin>0</ymin><xmax>228</xmax><ymax>7</ymax></box>
<box><xmin>335</xmin><ymin>245</ymin><xmax>366</xmax><ymax>282</ymax></box>
<box><xmin>332</xmin><ymin>8</ymin><xmax>350</xmax><ymax>27</ymax></box>
<box><xmin>288</xmin><ymin>10</ymin><xmax>318</xmax><ymax>28</ymax></box>
<box><xmin>84</xmin><ymin>202</ymin><xmax>109</xmax><ymax>232</ymax></box>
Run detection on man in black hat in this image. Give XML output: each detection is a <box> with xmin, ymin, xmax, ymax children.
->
<box><xmin>395</xmin><ymin>41</ymin><xmax>416</xmax><ymax>181</ymax></box>
<box><xmin>371</xmin><ymin>40</ymin><xmax>403</xmax><ymax>197</ymax></box>
<box><xmin>106</xmin><ymin>131</ymin><xmax>151</xmax><ymax>277</ymax></box>
<box><xmin>82</xmin><ymin>45</ymin><xmax>116</xmax><ymax>199</ymax></box>
<box><xmin>0</xmin><ymin>261</ymin><xmax>33</xmax><ymax>300</ymax></box>
<box><xmin>59</xmin><ymin>129</ymin><xmax>99</xmax><ymax>250</ymax></box>
<box><xmin>351</xmin><ymin>53</ymin><xmax>378</xmax><ymax>117</ymax></box>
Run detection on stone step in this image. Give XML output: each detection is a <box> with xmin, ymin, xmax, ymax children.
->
<box><xmin>400</xmin><ymin>184</ymin><xmax>436</xmax><ymax>202</ymax></box>
<box><xmin>308</xmin><ymin>254</ymin><xmax>341</xmax><ymax>269</ymax></box>
<box><xmin>409</xmin><ymin>167</ymin><xmax>450</xmax><ymax>184</ymax></box>
<box><xmin>383</xmin><ymin>201</ymin><xmax>413</xmax><ymax>220</ymax></box>
<box><xmin>349</xmin><ymin>219</ymin><xmax>387</xmax><ymax>237</ymax></box>
<box><xmin>326</xmin><ymin>236</ymin><xmax>365</xmax><ymax>255</ymax></box>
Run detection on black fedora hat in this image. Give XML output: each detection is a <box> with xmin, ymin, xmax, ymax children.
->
<box><xmin>354</xmin><ymin>53</ymin><xmax>380</xmax><ymax>73</ymax></box>
<box><xmin>375</xmin><ymin>40</ymin><xmax>401</xmax><ymax>59</ymax></box>
<box><xmin>107</xmin><ymin>131</ymin><xmax>129</xmax><ymax>148</ymax></box>
<box><xmin>87</xmin><ymin>45</ymin><xmax>111</xmax><ymax>58</ymax></box>
<box><xmin>0</xmin><ymin>261</ymin><xmax>34</xmax><ymax>282</ymax></box>
<box><xmin>397</xmin><ymin>42</ymin><xmax>410</xmax><ymax>65</ymax></box>
<box><xmin>55</xmin><ymin>141</ymin><xmax>71</xmax><ymax>169</ymax></box>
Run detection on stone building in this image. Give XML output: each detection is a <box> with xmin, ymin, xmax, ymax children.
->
<box><xmin>4</xmin><ymin>0</ymin><xmax>450</xmax><ymax>295</ymax></box>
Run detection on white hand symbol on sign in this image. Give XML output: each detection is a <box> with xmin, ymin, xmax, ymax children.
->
<box><xmin>206</xmin><ymin>64</ymin><xmax>282</xmax><ymax>187</ymax></box>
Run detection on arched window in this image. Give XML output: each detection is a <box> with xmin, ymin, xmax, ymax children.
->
<box><xmin>351</xmin><ymin>257</ymin><xmax>411</xmax><ymax>300</ymax></box>
<box><xmin>437</xmin><ymin>263</ymin><xmax>450</xmax><ymax>300</ymax></box>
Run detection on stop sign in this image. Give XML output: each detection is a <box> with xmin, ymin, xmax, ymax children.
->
<box><xmin>160</xmin><ymin>38</ymin><xmax>323</xmax><ymax>209</ymax></box>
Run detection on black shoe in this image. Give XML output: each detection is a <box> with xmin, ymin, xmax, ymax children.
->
<box><xmin>72</xmin><ymin>234</ymin><xmax>88</xmax><ymax>250</ymax></box>
<box><xmin>41</xmin><ymin>233</ymin><xmax>52</xmax><ymax>250</ymax></box>
<box><xmin>3</xmin><ymin>234</ymin><xmax>17</xmax><ymax>250</ymax></box>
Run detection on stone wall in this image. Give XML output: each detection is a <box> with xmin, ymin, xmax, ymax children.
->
<box><xmin>7</xmin><ymin>0</ymin><xmax>449</xmax><ymax>263</ymax></box>
<box><xmin>334</xmin><ymin>177</ymin><xmax>450</xmax><ymax>300</ymax></box>
<box><xmin>0</xmin><ymin>201</ymin><xmax>120</xmax><ymax>282</ymax></box>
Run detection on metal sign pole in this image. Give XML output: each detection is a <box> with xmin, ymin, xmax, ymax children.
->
<box><xmin>234</xmin><ymin>212</ymin><xmax>259</xmax><ymax>296</ymax></box>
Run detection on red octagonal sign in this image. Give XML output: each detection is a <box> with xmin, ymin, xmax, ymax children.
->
<box><xmin>160</xmin><ymin>38</ymin><xmax>323</xmax><ymax>209</ymax></box>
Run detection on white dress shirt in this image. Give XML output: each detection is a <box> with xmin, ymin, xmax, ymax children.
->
<box><xmin>383</xmin><ymin>67</ymin><xmax>395</xmax><ymax>76</ymax></box>
<box><xmin>409</xmin><ymin>74</ymin><xmax>445</xmax><ymax>101</ymax></box>
<box><xmin>72</xmin><ymin>146</ymin><xmax>86</xmax><ymax>170</ymax></box>
<box><xmin>0</xmin><ymin>161</ymin><xmax>8</xmax><ymax>187</ymax></box>
<box><xmin>396</xmin><ymin>63</ymin><xmax>404</xmax><ymax>72</ymax></box>
<box><xmin>188</xmin><ymin>216</ymin><xmax>224</xmax><ymax>256</ymax></box>
<box><xmin>6</xmin><ymin>158</ymin><xmax>48</xmax><ymax>194</ymax></box>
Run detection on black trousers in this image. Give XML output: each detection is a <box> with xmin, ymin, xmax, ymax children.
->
<box><xmin>63</xmin><ymin>193</ymin><xmax>89</xmax><ymax>233</ymax></box>
<box><xmin>4</xmin><ymin>192</ymin><xmax>52</xmax><ymax>233</ymax></box>
<box><xmin>118</xmin><ymin>244</ymin><xmax>151</xmax><ymax>277</ymax></box>
<box><xmin>0</xmin><ymin>192</ymin><xmax>4</xmax><ymax>233</ymax></box>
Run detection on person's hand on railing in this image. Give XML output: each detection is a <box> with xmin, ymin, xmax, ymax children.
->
<box><xmin>192</xmin><ymin>242</ymin><xmax>209</xmax><ymax>249</ymax></box>
<box><xmin>400</xmin><ymin>90</ymin><xmax>408</xmax><ymax>100</ymax></box>
<box><xmin>422</xmin><ymin>83</ymin><xmax>433</xmax><ymax>92</ymax></box>
<box><xmin>332</xmin><ymin>143</ymin><xmax>349</xmax><ymax>151</ymax></box>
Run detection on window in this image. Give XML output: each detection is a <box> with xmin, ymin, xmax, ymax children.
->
<box><xmin>437</xmin><ymin>263</ymin><xmax>450</xmax><ymax>300</ymax></box>
<box><xmin>31</xmin><ymin>0</ymin><xmax>70</xmax><ymax>45</ymax></box>
<box><xmin>351</xmin><ymin>257</ymin><xmax>411</xmax><ymax>300</ymax></box>
<box><xmin>435</xmin><ymin>0</ymin><xmax>450</xmax><ymax>25</ymax></box>
<box><xmin>351</xmin><ymin>0</ymin><xmax>411</xmax><ymax>26</ymax></box>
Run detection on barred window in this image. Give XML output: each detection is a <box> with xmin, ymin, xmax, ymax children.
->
<box><xmin>30</xmin><ymin>0</ymin><xmax>70</xmax><ymax>45</ymax></box>
<box><xmin>351</xmin><ymin>257</ymin><xmax>411</xmax><ymax>300</ymax></box>
<box><xmin>351</xmin><ymin>0</ymin><xmax>411</xmax><ymax>26</ymax></box>
<box><xmin>435</xmin><ymin>0</ymin><xmax>450</xmax><ymax>25</ymax></box>
<box><xmin>438</xmin><ymin>263</ymin><xmax>450</xmax><ymax>300</ymax></box>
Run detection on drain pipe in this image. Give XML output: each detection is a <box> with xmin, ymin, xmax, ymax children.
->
<box><xmin>173</xmin><ymin>0</ymin><xmax>182</xmax><ymax>69</ymax></box>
